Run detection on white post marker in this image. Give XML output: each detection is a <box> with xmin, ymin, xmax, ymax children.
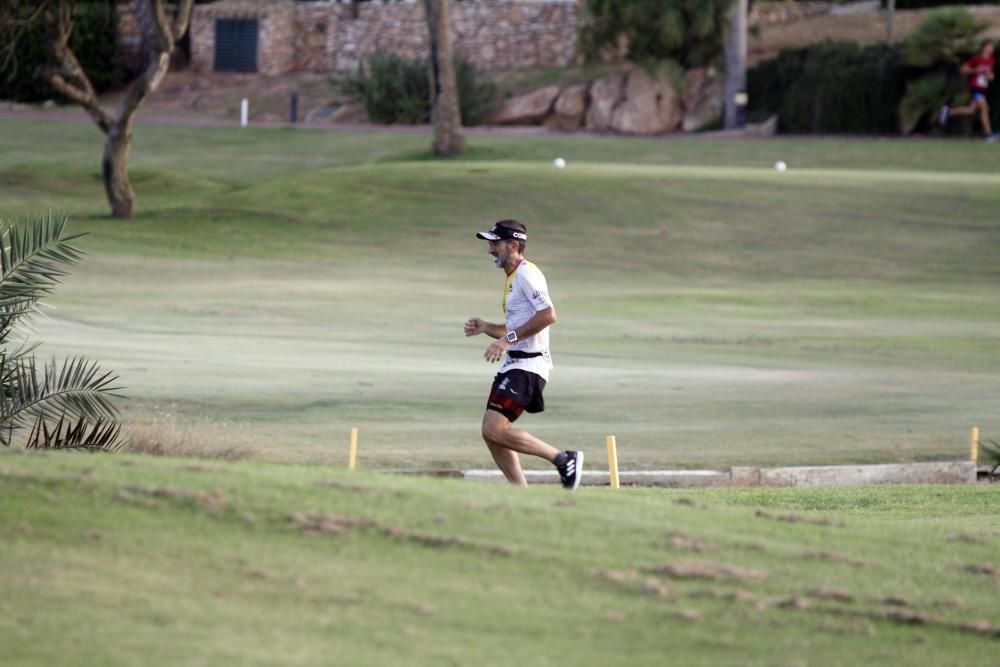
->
<box><xmin>240</xmin><ymin>98</ymin><xmax>249</xmax><ymax>128</ymax></box>
<box><xmin>606</xmin><ymin>435</ymin><xmax>620</xmax><ymax>489</ymax></box>
<box><xmin>349</xmin><ymin>427</ymin><xmax>359</xmax><ymax>470</ymax></box>
<box><xmin>970</xmin><ymin>426</ymin><xmax>979</xmax><ymax>463</ymax></box>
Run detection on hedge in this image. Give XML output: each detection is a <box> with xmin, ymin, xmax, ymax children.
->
<box><xmin>748</xmin><ymin>41</ymin><xmax>907</xmax><ymax>134</ymax></box>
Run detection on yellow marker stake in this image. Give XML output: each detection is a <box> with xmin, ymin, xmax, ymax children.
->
<box><xmin>606</xmin><ymin>435</ymin><xmax>620</xmax><ymax>489</ymax></box>
<box><xmin>970</xmin><ymin>426</ymin><xmax>979</xmax><ymax>463</ymax></box>
<box><xmin>349</xmin><ymin>427</ymin><xmax>359</xmax><ymax>470</ymax></box>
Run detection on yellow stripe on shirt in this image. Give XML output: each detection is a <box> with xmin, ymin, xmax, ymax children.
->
<box><xmin>501</xmin><ymin>260</ymin><xmax>537</xmax><ymax>315</ymax></box>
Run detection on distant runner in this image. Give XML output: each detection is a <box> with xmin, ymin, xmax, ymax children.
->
<box><xmin>938</xmin><ymin>39</ymin><xmax>998</xmax><ymax>143</ymax></box>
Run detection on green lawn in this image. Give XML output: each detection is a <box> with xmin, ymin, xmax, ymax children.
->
<box><xmin>1</xmin><ymin>449</ymin><xmax>997</xmax><ymax>667</ymax></box>
<box><xmin>0</xmin><ymin>118</ymin><xmax>998</xmax><ymax>468</ymax></box>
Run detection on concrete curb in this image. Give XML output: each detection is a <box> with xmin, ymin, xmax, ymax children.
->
<box><xmin>458</xmin><ymin>461</ymin><xmax>977</xmax><ymax>488</ymax></box>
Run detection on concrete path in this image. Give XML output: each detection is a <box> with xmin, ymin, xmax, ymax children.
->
<box><xmin>459</xmin><ymin>461</ymin><xmax>978</xmax><ymax>487</ymax></box>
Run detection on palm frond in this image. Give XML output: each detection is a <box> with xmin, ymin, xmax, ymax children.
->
<box><xmin>0</xmin><ymin>211</ymin><xmax>86</xmax><ymax>316</ymax></box>
<box><xmin>0</xmin><ymin>213</ymin><xmax>124</xmax><ymax>452</ymax></box>
<box><xmin>25</xmin><ymin>413</ymin><xmax>124</xmax><ymax>451</ymax></box>
<box><xmin>1</xmin><ymin>356</ymin><xmax>124</xmax><ymax>435</ymax></box>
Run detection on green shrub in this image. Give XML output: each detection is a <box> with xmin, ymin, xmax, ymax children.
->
<box><xmin>902</xmin><ymin>7</ymin><xmax>988</xmax><ymax>67</ymax></box>
<box><xmin>337</xmin><ymin>50</ymin><xmax>497</xmax><ymax>126</ymax></box>
<box><xmin>455</xmin><ymin>58</ymin><xmax>498</xmax><ymax>127</ymax></box>
<box><xmin>748</xmin><ymin>41</ymin><xmax>905</xmax><ymax>134</ymax></box>
<box><xmin>0</xmin><ymin>3</ymin><xmax>120</xmax><ymax>103</ymax></box>
<box><xmin>579</xmin><ymin>0</ymin><xmax>731</xmax><ymax>68</ymax></box>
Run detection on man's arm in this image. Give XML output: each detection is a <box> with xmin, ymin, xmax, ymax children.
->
<box><xmin>508</xmin><ymin>306</ymin><xmax>557</xmax><ymax>342</ymax></box>
<box><xmin>483</xmin><ymin>306</ymin><xmax>557</xmax><ymax>363</ymax></box>
<box><xmin>464</xmin><ymin>317</ymin><xmax>505</xmax><ymax>339</ymax></box>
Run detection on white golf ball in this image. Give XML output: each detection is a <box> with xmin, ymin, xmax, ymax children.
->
<box><xmin>774</xmin><ymin>161</ymin><xmax>787</xmax><ymax>172</ymax></box>
<box><xmin>553</xmin><ymin>158</ymin><xmax>566</xmax><ymax>169</ymax></box>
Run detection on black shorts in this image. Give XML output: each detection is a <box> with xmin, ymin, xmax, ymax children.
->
<box><xmin>486</xmin><ymin>369</ymin><xmax>546</xmax><ymax>422</ymax></box>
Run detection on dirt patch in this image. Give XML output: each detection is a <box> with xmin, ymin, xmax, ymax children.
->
<box><xmin>391</xmin><ymin>528</ymin><xmax>518</xmax><ymax>557</ymax></box>
<box><xmin>755</xmin><ymin>508</ymin><xmax>843</xmax><ymax>528</ymax></box>
<box><xmin>672</xmin><ymin>497</ymin><xmax>710</xmax><ymax>509</ymax></box>
<box><xmin>963</xmin><ymin>564</ymin><xmax>1000</xmax><ymax>579</ymax></box>
<box><xmin>288</xmin><ymin>511</ymin><xmax>517</xmax><ymax>556</ymax></box>
<box><xmin>688</xmin><ymin>587</ymin><xmax>757</xmax><ymax>604</ymax></box>
<box><xmin>949</xmin><ymin>532</ymin><xmax>989</xmax><ymax>544</ymax></box>
<box><xmin>799</xmin><ymin>549</ymin><xmax>877</xmax><ymax>568</ymax></box>
<box><xmin>640</xmin><ymin>577</ymin><xmax>671</xmax><ymax>598</ymax></box>
<box><xmin>664</xmin><ymin>530</ymin><xmax>719</xmax><ymax>554</ymax></box>
<box><xmin>594</xmin><ymin>568</ymin><xmax>640</xmax><ymax>584</ymax></box>
<box><xmin>806</xmin><ymin>586</ymin><xmax>855</xmax><ymax>604</ymax></box>
<box><xmin>178</xmin><ymin>464</ymin><xmax>219</xmax><ymax>474</ymax></box>
<box><xmin>650</xmin><ymin>560</ymin><xmax>769</xmax><ymax>583</ymax></box>
<box><xmin>117</xmin><ymin>484</ymin><xmax>227</xmax><ymax>512</ymax></box>
<box><xmin>670</xmin><ymin>608</ymin><xmax>702</xmax><ymax>621</ymax></box>
<box><xmin>318</xmin><ymin>480</ymin><xmax>373</xmax><ymax>493</ymax></box>
<box><xmin>291</xmin><ymin>512</ymin><xmax>371</xmax><ymax>536</ymax></box>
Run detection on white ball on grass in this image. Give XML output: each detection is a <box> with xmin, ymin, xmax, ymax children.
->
<box><xmin>553</xmin><ymin>158</ymin><xmax>566</xmax><ymax>169</ymax></box>
<box><xmin>774</xmin><ymin>161</ymin><xmax>787</xmax><ymax>172</ymax></box>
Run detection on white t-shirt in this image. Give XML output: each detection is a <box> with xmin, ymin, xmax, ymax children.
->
<box><xmin>499</xmin><ymin>259</ymin><xmax>554</xmax><ymax>380</ymax></box>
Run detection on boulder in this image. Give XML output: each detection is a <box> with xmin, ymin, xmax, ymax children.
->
<box><xmin>489</xmin><ymin>85</ymin><xmax>561</xmax><ymax>125</ymax></box>
<box><xmin>544</xmin><ymin>83</ymin><xmax>588</xmax><ymax>131</ymax></box>
<box><xmin>584</xmin><ymin>69</ymin><xmax>626</xmax><ymax>131</ymax></box>
<box><xmin>681</xmin><ymin>67</ymin><xmax>724</xmax><ymax>132</ymax></box>
<box><xmin>610</xmin><ymin>67</ymin><xmax>682</xmax><ymax>135</ymax></box>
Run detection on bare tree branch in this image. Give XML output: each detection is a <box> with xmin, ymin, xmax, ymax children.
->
<box><xmin>147</xmin><ymin>0</ymin><xmax>174</xmax><ymax>53</ymax></box>
<box><xmin>0</xmin><ymin>0</ymin><xmax>52</xmax><ymax>81</ymax></box>
<box><xmin>42</xmin><ymin>6</ymin><xmax>113</xmax><ymax>131</ymax></box>
<box><xmin>173</xmin><ymin>0</ymin><xmax>195</xmax><ymax>43</ymax></box>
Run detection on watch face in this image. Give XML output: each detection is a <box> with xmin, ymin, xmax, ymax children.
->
<box><xmin>506</xmin><ymin>332</ymin><xmax>517</xmax><ymax>343</ymax></box>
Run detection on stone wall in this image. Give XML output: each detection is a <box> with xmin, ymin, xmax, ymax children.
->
<box><xmin>189</xmin><ymin>0</ymin><xmax>579</xmax><ymax>75</ymax></box>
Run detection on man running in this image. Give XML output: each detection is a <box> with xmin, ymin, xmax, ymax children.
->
<box><xmin>464</xmin><ymin>220</ymin><xmax>583</xmax><ymax>489</ymax></box>
<box><xmin>938</xmin><ymin>40</ymin><xmax>998</xmax><ymax>143</ymax></box>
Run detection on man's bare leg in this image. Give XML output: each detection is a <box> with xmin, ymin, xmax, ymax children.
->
<box><xmin>481</xmin><ymin>410</ymin><xmax>560</xmax><ymax>485</ymax></box>
<box><xmin>485</xmin><ymin>440</ymin><xmax>527</xmax><ymax>485</ymax></box>
<box><xmin>949</xmin><ymin>100</ymin><xmax>992</xmax><ymax>134</ymax></box>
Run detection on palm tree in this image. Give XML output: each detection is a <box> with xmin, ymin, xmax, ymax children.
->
<box><xmin>0</xmin><ymin>212</ymin><xmax>124</xmax><ymax>450</ymax></box>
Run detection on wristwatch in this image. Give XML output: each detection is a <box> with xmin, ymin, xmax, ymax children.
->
<box><xmin>505</xmin><ymin>330</ymin><xmax>518</xmax><ymax>344</ymax></box>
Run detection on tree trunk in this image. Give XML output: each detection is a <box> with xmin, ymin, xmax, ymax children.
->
<box><xmin>423</xmin><ymin>0</ymin><xmax>465</xmax><ymax>156</ymax></box>
<box><xmin>724</xmin><ymin>0</ymin><xmax>748</xmax><ymax>130</ymax></box>
<box><xmin>102</xmin><ymin>121</ymin><xmax>135</xmax><ymax>219</ymax></box>
<box><xmin>885</xmin><ymin>0</ymin><xmax>895</xmax><ymax>43</ymax></box>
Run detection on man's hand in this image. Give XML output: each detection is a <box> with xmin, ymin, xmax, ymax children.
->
<box><xmin>464</xmin><ymin>317</ymin><xmax>486</xmax><ymax>337</ymax></box>
<box><xmin>485</xmin><ymin>337</ymin><xmax>509</xmax><ymax>363</ymax></box>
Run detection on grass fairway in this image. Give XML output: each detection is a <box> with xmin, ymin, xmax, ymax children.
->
<box><xmin>2</xmin><ymin>449</ymin><xmax>998</xmax><ymax>666</ymax></box>
<box><xmin>0</xmin><ymin>118</ymin><xmax>999</xmax><ymax>468</ymax></box>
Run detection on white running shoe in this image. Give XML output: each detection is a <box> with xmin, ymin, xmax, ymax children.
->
<box><xmin>937</xmin><ymin>105</ymin><xmax>950</xmax><ymax>125</ymax></box>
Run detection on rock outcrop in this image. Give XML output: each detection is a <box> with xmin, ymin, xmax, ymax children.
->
<box><xmin>610</xmin><ymin>67</ymin><xmax>682</xmax><ymax>135</ymax></box>
<box><xmin>489</xmin><ymin>85</ymin><xmax>561</xmax><ymax>125</ymax></box>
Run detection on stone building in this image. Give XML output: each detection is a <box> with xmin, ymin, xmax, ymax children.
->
<box><xmin>180</xmin><ymin>0</ymin><xmax>580</xmax><ymax>76</ymax></box>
